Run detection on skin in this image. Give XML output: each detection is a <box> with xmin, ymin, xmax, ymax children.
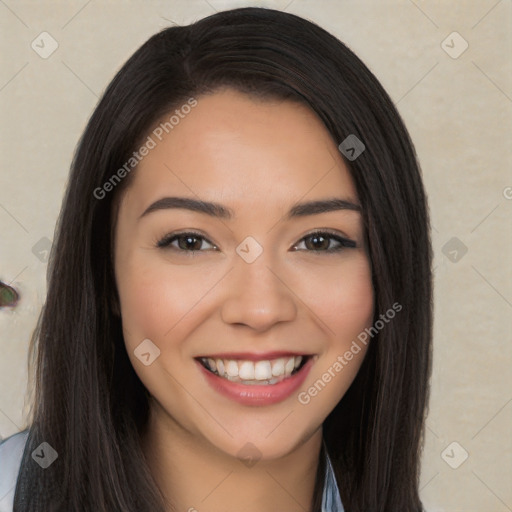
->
<box><xmin>113</xmin><ymin>88</ymin><xmax>374</xmax><ymax>512</ymax></box>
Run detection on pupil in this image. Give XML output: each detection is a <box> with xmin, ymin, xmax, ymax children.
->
<box><xmin>308</xmin><ymin>235</ymin><xmax>328</xmax><ymax>250</ymax></box>
<box><xmin>180</xmin><ymin>235</ymin><xmax>201</xmax><ymax>250</ymax></box>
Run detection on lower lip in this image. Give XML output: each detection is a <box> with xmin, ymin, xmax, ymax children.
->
<box><xmin>197</xmin><ymin>357</ymin><xmax>314</xmax><ymax>406</ymax></box>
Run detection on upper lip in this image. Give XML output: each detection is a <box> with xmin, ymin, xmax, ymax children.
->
<box><xmin>195</xmin><ymin>351</ymin><xmax>311</xmax><ymax>361</ymax></box>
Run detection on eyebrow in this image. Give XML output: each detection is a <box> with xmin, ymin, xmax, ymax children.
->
<box><xmin>139</xmin><ymin>196</ymin><xmax>361</xmax><ymax>220</ymax></box>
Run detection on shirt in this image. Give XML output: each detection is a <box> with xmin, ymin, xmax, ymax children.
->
<box><xmin>0</xmin><ymin>431</ymin><xmax>344</xmax><ymax>512</ymax></box>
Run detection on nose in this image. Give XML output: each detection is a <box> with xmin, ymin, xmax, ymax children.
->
<box><xmin>220</xmin><ymin>252</ymin><xmax>297</xmax><ymax>332</ymax></box>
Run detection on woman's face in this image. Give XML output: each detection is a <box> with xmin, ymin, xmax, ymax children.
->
<box><xmin>114</xmin><ymin>88</ymin><xmax>374</xmax><ymax>461</ymax></box>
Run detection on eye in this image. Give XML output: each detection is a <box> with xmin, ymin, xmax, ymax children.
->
<box><xmin>156</xmin><ymin>231</ymin><xmax>218</xmax><ymax>252</ymax></box>
<box><xmin>292</xmin><ymin>230</ymin><xmax>356</xmax><ymax>253</ymax></box>
<box><xmin>155</xmin><ymin>230</ymin><xmax>356</xmax><ymax>254</ymax></box>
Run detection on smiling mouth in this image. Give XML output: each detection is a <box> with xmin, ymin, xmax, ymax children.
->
<box><xmin>196</xmin><ymin>355</ymin><xmax>310</xmax><ymax>386</ymax></box>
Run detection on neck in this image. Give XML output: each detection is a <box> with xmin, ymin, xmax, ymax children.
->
<box><xmin>141</xmin><ymin>400</ymin><xmax>323</xmax><ymax>512</ymax></box>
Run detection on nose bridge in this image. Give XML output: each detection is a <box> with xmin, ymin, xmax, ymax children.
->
<box><xmin>220</xmin><ymin>242</ymin><xmax>297</xmax><ymax>329</ymax></box>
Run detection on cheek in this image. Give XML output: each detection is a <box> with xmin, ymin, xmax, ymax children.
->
<box><xmin>305</xmin><ymin>257</ymin><xmax>373</xmax><ymax>408</ymax></box>
<box><xmin>302</xmin><ymin>255</ymin><xmax>374</xmax><ymax>340</ymax></box>
<box><xmin>115</xmin><ymin>254</ymin><xmax>205</xmax><ymax>346</ymax></box>
<box><xmin>115</xmin><ymin>256</ymin><xmax>208</xmax><ymax>406</ymax></box>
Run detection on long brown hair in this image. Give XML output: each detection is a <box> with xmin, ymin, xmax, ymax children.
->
<box><xmin>14</xmin><ymin>7</ymin><xmax>432</xmax><ymax>511</ymax></box>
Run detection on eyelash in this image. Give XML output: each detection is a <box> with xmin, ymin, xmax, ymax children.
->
<box><xmin>156</xmin><ymin>230</ymin><xmax>356</xmax><ymax>254</ymax></box>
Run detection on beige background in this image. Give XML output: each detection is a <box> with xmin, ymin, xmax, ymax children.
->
<box><xmin>1</xmin><ymin>1</ymin><xmax>511</xmax><ymax>511</ymax></box>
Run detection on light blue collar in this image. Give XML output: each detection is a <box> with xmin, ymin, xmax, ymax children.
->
<box><xmin>321</xmin><ymin>447</ymin><xmax>344</xmax><ymax>512</ymax></box>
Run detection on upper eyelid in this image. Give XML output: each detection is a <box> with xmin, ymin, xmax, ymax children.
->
<box><xmin>156</xmin><ymin>230</ymin><xmax>216</xmax><ymax>248</ymax></box>
<box><xmin>158</xmin><ymin>229</ymin><xmax>355</xmax><ymax>249</ymax></box>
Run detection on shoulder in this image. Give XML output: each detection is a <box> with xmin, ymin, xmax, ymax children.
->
<box><xmin>0</xmin><ymin>430</ymin><xmax>29</xmax><ymax>512</ymax></box>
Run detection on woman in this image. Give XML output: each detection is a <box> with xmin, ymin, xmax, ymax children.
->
<box><xmin>0</xmin><ymin>7</ymin><xmax>433</xmax><ymax>512</ymax></box>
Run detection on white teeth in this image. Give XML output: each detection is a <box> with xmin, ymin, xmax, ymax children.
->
<box><xmin>238</xmin><ymin>361</ymin><xmax>255</xmax><ymax>380</ymax></box>
<box><xmin>201</xmin><ymin>355</ymin><xmax>306</xmax><ymax>385</ymax></box>
<box><xmin>284</xmin><ymin>357</ymin><xmax>295</xmax><ymax>374</ymax></box>
<box><xmin>226</xmin><ymin>360</ymin><xmax>239</xmax><ymax>377</ymax></box>
<box><xmin>271</xmin><ymin>358</ymin><xmax>285</xmax><ymax>377</ymax></box>
<box><xmin>254</xmin><ymin>360</ymin><xmax>272</xmax><ymax>380</ymax></box>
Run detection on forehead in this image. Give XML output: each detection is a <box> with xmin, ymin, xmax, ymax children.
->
<box><xmin>121</xmin><ymin>89</ymin><xmax>358</xmax><ymax>214</ymax></box>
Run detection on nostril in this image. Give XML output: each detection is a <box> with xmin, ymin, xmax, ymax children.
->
<box><xmin>0</xmin><ymin>281</ymin><xmax>19</xmax><ymax>308</ymax></box>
